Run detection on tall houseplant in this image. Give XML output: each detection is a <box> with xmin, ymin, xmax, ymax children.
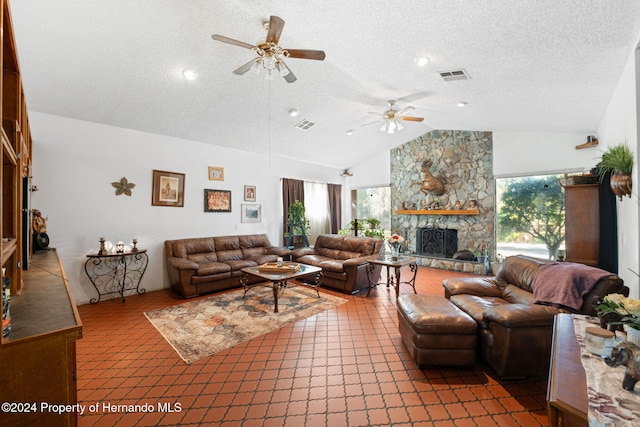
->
<box><xmin>597</xmin><ymin>143</ymin><xmax>634</xmax><ymax>200</ymax></box>
<box><xmin>286</xmin><ymin>200</ymin><xmax>310</xmax><ymax>246</ymax></box>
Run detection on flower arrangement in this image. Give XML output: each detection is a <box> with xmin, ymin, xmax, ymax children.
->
<box><xmin>387</xmin><ymin>234</ymin><xmax>405</xmax><ymax>247</ymax></box>
<box><xmin>595</xmin><ymin>293</ymin><xmax>640</xmax><ymax>330</ymax></box>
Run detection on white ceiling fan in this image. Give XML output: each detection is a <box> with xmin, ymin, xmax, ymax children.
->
<box><xmin>212</xmin><ymin>16</ymin><xmax>326</xmax><ymax>83</ymax></box>
<box><xmin>363</xmin><ymin>100</ymin><xmax>425</xmax><ymax>134</ymax></box>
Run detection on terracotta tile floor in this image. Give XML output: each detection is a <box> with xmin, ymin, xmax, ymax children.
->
<box><xmin>75</xmin><ymin>267</ymin><xmax>549</xmax><ymax>427</ymax></box>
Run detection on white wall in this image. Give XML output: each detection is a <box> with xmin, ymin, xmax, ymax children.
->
<box><xmin>598</xmin><ymin>46</ymin><xmax>639</xmax><ymax>298</ymax></box>
<box><xmin>493</xmin><ymin>132</ymin><xmax>596</xmax><ymax>177</ymax></box>
<box><xmin>30</xmin><ymin>112</ymin><xmax>342</xmax><ymax>304</ymax></box>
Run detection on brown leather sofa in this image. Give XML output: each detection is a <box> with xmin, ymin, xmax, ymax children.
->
<box><xmin>291</xmin><ymin>234</ymin><xmax>384</xmax><ymax>294</ymax></box>
<box><xmin>164</xmin><ymin>234</ymin><xmax>291</xmax><ymax>298</ymax></box>
<box><xmin>442</xmin><ymin>255</ymin><xmax>628</xmax><ymax>378</ymax></box>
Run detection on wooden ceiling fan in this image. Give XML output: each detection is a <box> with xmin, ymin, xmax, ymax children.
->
<box><xmin>364</xmin><ymin>100</ymin><xmax>425</xmax><ymax>134</ymax></box>
<box><xmin>212</xmin><ymin>16</ymin><xmax>326</xmax><ymax>83</ymax></box>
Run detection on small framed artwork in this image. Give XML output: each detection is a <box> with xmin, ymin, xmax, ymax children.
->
<box><xmin>208</xmin><ymin>166</ymin><xmax>224</xmax><ymax>181</ymax></box>
<box><xmin>244</xmin><ymin>185</ymin><xmax>256</xmax><ymax>202</ymax></box>
<box><xmin>241</xmin><ymin>204</ymin><xmax>261</xmax><ymax>223</ymax></box>
<box><xmin>152</xmin><ymin>170</ymin><xmax>185</xmax><ymax>207</ymax></box>
<box><xmin>204</xmin><ymin>189</ymin><xmax>231</xmax><ymax>212</ymax></box>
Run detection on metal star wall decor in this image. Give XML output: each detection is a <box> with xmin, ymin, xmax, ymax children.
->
<box><xmin>112</xmin><ymin>177</ymin><xmax>135</xmax><ymax>196</ymax></box>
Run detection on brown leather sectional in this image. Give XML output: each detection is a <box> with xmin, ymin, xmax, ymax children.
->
<box><xmin>442</xmin><ymin>255</ymin><xmax>628</xmax><ymax>378</ymax></box>
<box><xmin>164</xmin><ymin>234</ymin><xmax>291</xmax><ymax>298</ymax></box>
<box><xmin>291</xmin><ymin>234</ymin><xmax>384</xmax><ymax>294</ymax></box>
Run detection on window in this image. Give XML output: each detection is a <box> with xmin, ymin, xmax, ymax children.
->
<box><xmin>496</xmin><ymin>174</ymin><xmax>565</xmax><ymax>260</ymax></box>
<box><xmin>352</xmin><ymin>186</ymin><xmax>391</xmax><ymax>237</ymax></box>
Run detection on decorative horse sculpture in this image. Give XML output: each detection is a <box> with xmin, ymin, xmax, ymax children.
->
<box><xmin>605</xmin><ymin>341</ymin><xmax>640</xmax><ymax>391</ymax></box>
<box><xmin>410</xmin><ymin>160</ymin><xmax>445</xmax><ymax>196</ymax></box>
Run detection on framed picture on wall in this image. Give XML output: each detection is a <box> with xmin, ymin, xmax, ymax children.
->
<box><xmin>208</xmin><ymin>166</ymin><xmax>224</xmax><ymax>181</ymax></box>
<box><xmin>244</xmin><ymin>185</ymin><xmax>256</xmax><ymax>202</ymax></box>
<box><xmin>152</xmin><ymin>170</ymin><xmax>185</xmax><ymax>207</ymax></box>
<box><xmin>241</xmin><ymin>204</ymin><xmax>261</xmax><ymax>223</ymax></box>
<box><xmin>204</xmin><ymin>189</ymin><xmax>231</xmax><ymax>212</ymax></box>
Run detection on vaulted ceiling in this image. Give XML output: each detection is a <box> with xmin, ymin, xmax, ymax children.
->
<box><xmin>9</xmin><ymin>1</ymin><xmax>640</xmax><ymax>170</ymax></box>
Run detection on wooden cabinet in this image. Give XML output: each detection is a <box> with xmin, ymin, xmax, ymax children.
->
<box><xmin>0</xmin><ymin>250</ymin><xmax>82</xmax><ymax>427</ymax></box>
<box><xmin>563</xmin><ymin>184</ymin><xmax>599</xmax><ymax>266</ymax></box>
<box><xmin>0</xmin><ymin>2</ymin><xmax>82</xmax><ymax>426</ymax></box>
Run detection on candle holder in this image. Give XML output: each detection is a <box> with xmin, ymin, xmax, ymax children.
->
<box><xmin>98</xmin><ymin>237</ymin><xmax>108</xmax><ymax>255</ymax></box>
<box><xmin>131</xmin><ymin>238</ymin><xmax>138</xmax><ymax>253</ymax></box>
<box><xmin>115</xmin><ymin>241</ymin><xmax>125</xmax><ymax>254</ymax></box>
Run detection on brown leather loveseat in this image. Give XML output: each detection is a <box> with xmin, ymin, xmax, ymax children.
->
<box><xmin>291</xmin><ymin>234</ymin><xmax>384</xmax><ymax>294</ymax></box>
<box><xmin>164</xmin><ymin>234</ymin><xmax>291</xmax><ymax>298</ymax></box>
<box><xmin>442</xmin><ymin>255</ymin><xmax>627</xmax><ymax>378</ymax></box>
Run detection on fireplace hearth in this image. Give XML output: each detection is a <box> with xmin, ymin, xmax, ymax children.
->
<box><xmin>416</xmin><ymin>227</ymin><xmax>458</xmax><ymax>258</ymax></box>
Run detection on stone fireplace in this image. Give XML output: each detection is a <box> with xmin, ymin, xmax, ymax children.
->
<box><xmin>390</xmin><ymin>130</ymin><xmax>495</xmax><ymax>273</ymax></box>
<box><xmin>416</xmin><ymin>227</ymin><xmax>457</xmax><ymax>258</ymax></box>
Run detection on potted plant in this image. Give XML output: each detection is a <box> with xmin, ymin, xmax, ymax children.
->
<box><xmin>597</xmin><ymin>143</ymin><xmax>634</xmax><ymax>200</ymax></box>
<box><xmin>285</xmin><ymin>200</ymin><xmax>310</xmax><ymax>246</ymax></box>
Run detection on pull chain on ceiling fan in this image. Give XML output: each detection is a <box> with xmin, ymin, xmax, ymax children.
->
<box><xmin>212</xmin><ymin>15</ymin><xmax>326</xmax><ymax>83</ymax></box>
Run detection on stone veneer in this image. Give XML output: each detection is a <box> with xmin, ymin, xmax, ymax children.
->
<box><xmin>390</xmin><ymin>130</ymin><xmax>495</xmax><ymax>274</ymax></box>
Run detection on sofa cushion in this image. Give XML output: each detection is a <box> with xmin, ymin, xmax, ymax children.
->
<box><xmin>224</xmin><ymin>259</ymin><xmax>257</xmax><ymax>271</ymax></box>
<box><xmin>217</xmin><ymin>249</ymin><xmax>244</xmax><ymax>262</ymax></box>
<box><xmin>187</xmin><ymin>252</ymin><xmax>218</xmax><ymax>264</ymax></box>
<box><xmin>196</xmin><ymin>262</ymin><xmax>231</xmax><ymax>276</ymax></box>
<box><xmin>336</xmin><ymin>250</ymin><xmax>363</xmax><ymax>260</ymax></box>
<box><xmin>318</xmin><ymin>259</ymin><xmax>346</xmax><ymax>273</ymax></box>
<box><xmin>496</xmin><ymin>255</ymin><xmax>551</xmax><ymax>292</ymax></box>
<box><xmin>501</xmin><ymin>284</ymin><xmax>534</xmax><ymax>304</ymax></box>
<box><xmin>214</xmin><ymin>236</ymin><xmax>241</xmax><ymax>251</ymax></box>
<box><xmin>239</xmin><ymin>234</ymin><xmax>270</xmax><ymax>249</ymax></box>
<box><xmin>449</xmin><ymin>294</ymin><xmax>511</xmax><ymax>329</ymax></box>
<box><xmin>242</xmin><ymin>247</ymin><xmax>268</xmax><ymax>258</ymax></box>
<box><xmin>173</xmin><ymin>238</ymin><xmax>216</xmax><ymax>258</ymax></box>
<box><xmin>342</xmin><ymin>236</ymin><xmax>375</xmax><ymax>255</ymax></box>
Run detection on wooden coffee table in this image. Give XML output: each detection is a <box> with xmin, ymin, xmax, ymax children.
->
<box><xmin>240</xmin><ymin>263</ymin><xmax>323</xmax><ymax>313</ymax></box>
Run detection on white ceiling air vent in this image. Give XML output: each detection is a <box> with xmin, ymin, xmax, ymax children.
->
<box><xmin>294</xmin><ymin>118</ymin><xmax>316</xmax><ymax>131</ymax></box>
<box><xmin>438</xmin><ymin>69</ymin><xmax>471</xmax><ymax>81</ymax></box>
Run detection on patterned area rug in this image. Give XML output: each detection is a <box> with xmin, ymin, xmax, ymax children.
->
<box><xmin>144</xmin><ymin>284</ymin><xmax>348</xmax><ymax>364</ymax></box>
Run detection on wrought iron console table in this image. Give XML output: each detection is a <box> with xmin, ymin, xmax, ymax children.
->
<box><xmin>84</xmin><ymin>250</ymin><xmax>148</xmax><ymax>303</ymax></box>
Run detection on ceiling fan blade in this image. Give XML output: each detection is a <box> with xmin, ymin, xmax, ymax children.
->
<box><xmin>233</xmin><ymin>59</ymin><xmax>257</xmax><ymax>75</ymax></box>
<box><xmin>266</xmin><ymin>16</ymin><xmax>285</xmax><ymax>44</ymax></box>
<box><xmin>399</xmin><ymin>116</ymin><xmax>424</xmax><ymax>122</ymax></box>
<box><xmin>276</xmin><ymin>61</ymin><xmax>298</xmax><ymax>83</ymax></box>
<box><xmin>395</xmin><ymin>106</ymin><xmax>415</xmax><ymax>116</ymax></box>
<box><xmin>285</xmin><ymin>49</ymin><xmax>326</xmax><ymax>60</ymax></box>
<box><xmin>362</xmin><ymin>118</ymin><xmax>383</xmax><ymax>127</ymax></box>
<box><xmin>212</xmin><ymin>34</ymin><xmax>256</xmax><ymax>50</ymax></box>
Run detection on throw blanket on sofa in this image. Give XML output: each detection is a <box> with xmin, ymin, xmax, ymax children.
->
<box><xmin>532</xmin><ymin>262</ymin><xmax>610</xmax><ymax>312</ymax></box>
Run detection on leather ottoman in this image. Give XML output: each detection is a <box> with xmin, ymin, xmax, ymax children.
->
<box><xmin>397</xmin><ymin>294</ymin><xmax>478</xmax><ymax>367</ymax></box>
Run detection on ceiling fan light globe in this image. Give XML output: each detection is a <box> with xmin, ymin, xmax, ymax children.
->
<box><xmin>263</xmin><ymin>55</ymin><xmax>276</xmax><ymax>69</ymax></box>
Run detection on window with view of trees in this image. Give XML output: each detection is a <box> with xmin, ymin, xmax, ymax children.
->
<box><xmin>342</xmin><ymin>187</ymin><xmax>390</xmax><ymax>238</ymax></box>
<box><xmin>496</xmin><ymin>174</ymin><xmax>565</xmax><ymax>260</ymax></box>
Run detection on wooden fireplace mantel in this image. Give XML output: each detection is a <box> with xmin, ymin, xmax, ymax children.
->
<box><xmin>396</xmin><ymin>209</ymin><xmax>479</xmax><ymax>215</ymax></box>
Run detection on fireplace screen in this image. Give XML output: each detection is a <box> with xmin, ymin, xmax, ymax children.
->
<box><xmin>416</xmin><ymin>228</ymin><xmax>458</xmax><ymax>258</ymax></box>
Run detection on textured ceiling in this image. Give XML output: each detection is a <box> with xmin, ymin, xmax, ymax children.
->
<box><xmin>9</xmin><ymin>0</ymin><xmax>640</xmax><ymax>170</ymax></box>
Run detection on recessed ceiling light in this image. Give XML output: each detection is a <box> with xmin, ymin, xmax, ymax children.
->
<box><xmin>289</xmin><ymin>109</ymin><xmax>299</xmax><ymax>117</ymax></box>
<box><xmin>457</xmin><ymin>101</ymin><xmax>468</xmax><ymax>107</ymax></box>
<box><xmin>182</xmin><ymin>69</ymin><xmax>198</xmax><ymax>81</ymax></box>
<box><xmin>413</xmin><ymin>56</ymin><xmax>430</xmax><ymax>67</ymax></box>
<box><xmin>346</xmin><ymin>129</ymin><xmax>353</xmax><ymax>136</ymax></box>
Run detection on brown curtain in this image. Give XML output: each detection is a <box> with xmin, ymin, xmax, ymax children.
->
<box><xmin>328</xmin><ymin>183</ymin><xmax>342</xmax><ymax>234</ymax></box>
<box><xmin>282</xmin><ymin>178</ymin><xmax>304</xmax><ymax>243</ymax></box>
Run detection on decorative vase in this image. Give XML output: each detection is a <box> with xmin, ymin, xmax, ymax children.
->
<box><xmin>390</xmin><ymin>246</ymin><xmax>399</xmax><ymax>261</ymax></box>
<box><xmin>610</xmin><ymin>171</ymin><xmax>632</xmax><ymax>200</ymax></box>
<box><xmin>627</xmin><ymin>327</ymin><xmax>640</xmax><ymax>346</ymax></box>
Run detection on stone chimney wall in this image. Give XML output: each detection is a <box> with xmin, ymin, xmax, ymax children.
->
<box><xmin>390</xmin><ymin>130</ymin><xmax>495</xmax><ymax>272</ymax></box>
